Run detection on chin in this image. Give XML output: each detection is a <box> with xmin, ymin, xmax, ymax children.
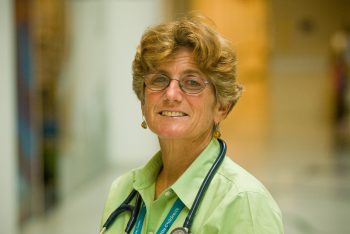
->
<box><xmin>152</xmin><ymin>127</ymin><xmax>189</xmax><ymax>140</ymax></box>
<box><xmin>156</xmin><ymin>132</ymin><xmax>188</xmax><ymax>140</ymax></box>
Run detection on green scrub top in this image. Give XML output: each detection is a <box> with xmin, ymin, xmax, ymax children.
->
<box><xmin>101</xmin><ymin>139</ymin><xmax>284</xmax><ymax>233</ymax></box>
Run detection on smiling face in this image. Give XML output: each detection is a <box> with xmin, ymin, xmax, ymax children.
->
<box><xmin>142</xmin><ymin>48</ymin><xmax>228</xmax><ymax>141</ymax></box>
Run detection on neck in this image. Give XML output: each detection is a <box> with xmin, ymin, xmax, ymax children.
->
<box><xmin>155</xmin><ymin>134</ymin><xmax>212</xmax><ymax>198</ymax></box>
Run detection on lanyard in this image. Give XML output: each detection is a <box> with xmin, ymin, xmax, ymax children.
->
<box><xmin>133</xmin><ymin>198</ymin><xmax>185</xmax><ymax>234</ymax></box>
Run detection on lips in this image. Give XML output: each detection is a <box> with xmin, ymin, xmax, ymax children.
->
<box><xmin>160</xmin><ymin>111</ymin><xmax>188</xmax><ymax>117</ymax></box>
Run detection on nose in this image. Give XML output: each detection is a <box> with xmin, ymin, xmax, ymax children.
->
<box><xmin>164</xmin><ymin>79</ymin><xmax>183</xmax><ymax>102</ymax></box>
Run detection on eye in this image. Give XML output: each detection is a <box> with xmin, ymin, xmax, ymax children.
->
<box><xmin>150</xmin><ymin>74</ymin><xmax>169</xmax><ymax>87</ymax></box>
<box><xmin>182</xmin><ymin>74</ymin><xmax>204</xmax><ymax>90</ymax></box>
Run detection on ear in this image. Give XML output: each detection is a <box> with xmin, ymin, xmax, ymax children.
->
<box><xmin>214</xmin><ymin>102</ymin><xmax>231</xmax><ymax>123</ymax></box>
<box><xmin>141</xmin><ymin>102</ymin><xmax>145</xmax><ymax>116</ymax></box>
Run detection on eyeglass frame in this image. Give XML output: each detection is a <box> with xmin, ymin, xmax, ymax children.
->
<box><xmin>143</xmin><ymin>73</ymin><xmax>210</xmax><ymax>95</ymax></box>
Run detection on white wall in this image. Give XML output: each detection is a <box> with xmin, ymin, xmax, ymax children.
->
<box><xmin>59</xmin><ymin>0</ymin><xmax>111</xmax><ymax>199</ymax></box>
<box><xmin>0</xmin><ymin>0</ymin><xmax>18</xmax><ymax>233</ymax></box>
<box><xmin>104</xmin><ymin>0</ymin><xmax>161</xmax><ymax>167</ymax></box>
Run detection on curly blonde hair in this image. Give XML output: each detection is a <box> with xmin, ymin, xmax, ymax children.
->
<box><xmin>132</xmin><ymin>15</ymin><xmax>243</xmax><ymax>113</ymax></box>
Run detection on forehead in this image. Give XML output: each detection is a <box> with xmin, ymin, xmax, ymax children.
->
<box><xmin>157</xmin><ymin>48</ymin><xmax>200</xmax><ymax>71</ymax></box>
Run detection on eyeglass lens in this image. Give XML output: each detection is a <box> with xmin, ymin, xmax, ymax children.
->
<box><xmin>145</xmin><ymin>74</ymin><xmax>208</xmax><ymax>94</ymax></box>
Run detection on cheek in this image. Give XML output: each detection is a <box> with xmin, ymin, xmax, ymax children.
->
<box><xmin>194</xmin><ymin>100</ymin><xmax>217</xmax><ymax>124</ymax></box>
<box><xmin>142</xmin><ymin>93</ymin><xmax>158</xmax><ymax>117</ymax></box>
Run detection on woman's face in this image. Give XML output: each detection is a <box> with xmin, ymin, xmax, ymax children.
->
<box><xmin>142</xmin><ymin>48</ymin><xmax>227</xmax><ymax>141</ymax></box>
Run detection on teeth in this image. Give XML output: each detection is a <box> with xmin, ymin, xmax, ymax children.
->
<box><xmin>161</xmin><ymin>111</ymin><xmax>186</xmax><ymax>117</ymax></box>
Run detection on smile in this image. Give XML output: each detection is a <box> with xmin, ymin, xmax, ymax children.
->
<box><xmin>160</xmin><ymin>111</ymin><xmax>187</xmax><ymax>117</ymax></box>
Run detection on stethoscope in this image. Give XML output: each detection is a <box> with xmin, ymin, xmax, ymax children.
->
<box><xmin>100</xmin><ymin>138</ymin><xmax>227</xmax><ymax>234</ymax></box>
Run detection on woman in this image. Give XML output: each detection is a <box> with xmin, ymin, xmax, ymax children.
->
<box><xmin>100</xmin><ymin>15</ymin><xmax>284</xmax><ymax>234</ymax></box>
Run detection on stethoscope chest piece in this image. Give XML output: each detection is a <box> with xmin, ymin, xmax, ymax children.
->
<box><xmin>170</xmin><ymin>227</ymin><xmax>189</xmax><ymax>234</ymax></box>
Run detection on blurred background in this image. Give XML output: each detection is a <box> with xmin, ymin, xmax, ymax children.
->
<box><xmin>1</xmin><ymin>0</ymin><xmax>350</xmax><ymax>233</ymax></box>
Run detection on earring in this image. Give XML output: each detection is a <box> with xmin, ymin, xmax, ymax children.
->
<box><xmin>141</xmin><ymin>116</ymin><xmax>147</xmax><ymax>129</ymax></box>
<box><xmin>213</xmin><ymin>123</ymin><xmax>221</xmax><ymax>138</ymax></box>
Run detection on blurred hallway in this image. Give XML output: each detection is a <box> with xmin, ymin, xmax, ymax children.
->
<box><xmin>1</xmin><ymin>0</ymin><xmax>350</xmax><ymax>234</ymax></box>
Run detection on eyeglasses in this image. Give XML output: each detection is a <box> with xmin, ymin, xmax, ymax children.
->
<box><xmin>144</xmin><ymin>73</ymin><xmax>210</xmax><ymax>94</ymax></box>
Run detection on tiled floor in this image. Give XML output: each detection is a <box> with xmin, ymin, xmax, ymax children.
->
<box><xmin>21</xmin><ymin>168</ymin><xmax>123</xmax><ymax>234</ymax></box>
<box><xmin>265</xmin><ymin>146</ymin><xmax>350</xmax><ymax>234</ymax></box>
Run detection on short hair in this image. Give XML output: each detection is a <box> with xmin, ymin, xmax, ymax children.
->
<box><xmin>132</xmin><ymin>15</ymin><xmax>243</xmax><ymax>113</ymax></box>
